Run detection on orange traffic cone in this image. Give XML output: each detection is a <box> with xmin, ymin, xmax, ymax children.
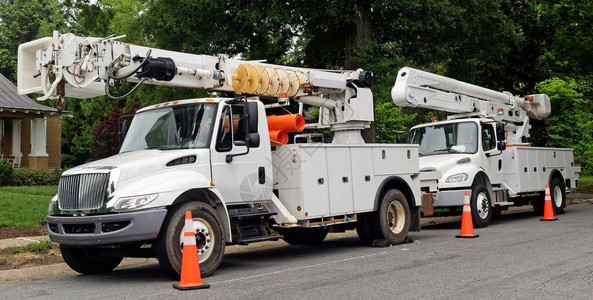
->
<box><xmin>540</xmin><ymin>184</ymin><xmax>558</xmax><ymax>221</ymax></box>
<box><xmin>456</xmin><ymin>191</ymin><xmax>479</xmax><ymax>238</ymax></box>
<box><xmin>173</xmin><ymin>211</ymin><xmax>210</xmax><ymax>290</ymax></box>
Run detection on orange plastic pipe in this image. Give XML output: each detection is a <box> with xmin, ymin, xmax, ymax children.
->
<box><xmin>269</xmin><ymin>130</ymin><xmax>289</xmax><ymax>146</ymax></box>
<box><xmin>267</xmin><ymin>114</ymin><xmax>305</xmax><ymax>132</ymax></box>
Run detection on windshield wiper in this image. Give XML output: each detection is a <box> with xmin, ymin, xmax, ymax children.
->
<box><xmin>147</xmin><ymin>145</ymin><xmax>180</xmax><ymax>150</ymax></box>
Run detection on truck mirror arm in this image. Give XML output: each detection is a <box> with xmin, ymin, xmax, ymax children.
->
<box><xmin>486</xmin><ymin>142</ymin><xmax>507</xmax><ymax>157</ymax></box>
<box><xmin>225</xmin><ymin>97</ymin><xmax>251</xmax><ymax>163</ymax></box>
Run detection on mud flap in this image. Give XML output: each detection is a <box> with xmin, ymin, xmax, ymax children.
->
<box><xmin>422</xmin><ymin>192</ymin><xmax>434</xmax><ymax>217</ymax></box>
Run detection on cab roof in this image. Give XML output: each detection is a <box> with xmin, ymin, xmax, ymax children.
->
<box><xmin>137</xmin><ymin>97</ymin><xmax>230</xmax><ymax>113</ymax></box>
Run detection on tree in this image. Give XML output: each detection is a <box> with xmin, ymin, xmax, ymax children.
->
<box><xmin>91</xmin><ymin>99</ymin><xmax>143</xmax><ymax>159</ymax></box>
<box><xmin>537</xmin><ymin>0</ymin><xmax>593</xmax><ymax>78</ymax></box>
<box><xmin>537</xmin><ymin>78</ymin><xmax>593</xmax><ymax>175</ymax></box>
<box><xmin>0</xmin><ymin>0</ymin><xmax>64</xmax><ymax>81</ymax></box>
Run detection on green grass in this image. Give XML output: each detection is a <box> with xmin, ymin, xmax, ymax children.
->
<box><xmin>579</xmin><ymin>176</ymin><xmax>593</xmax><ymax>185</ymax></box>
<box><xmin>8</xmin><ymin>238</ymin><xmax>57</xmax><ymax>254</ymax></box>
<box><xmin>0</xmin><ymin>186</ymin><xmax>57</xmax><ymax>228</ymax></box>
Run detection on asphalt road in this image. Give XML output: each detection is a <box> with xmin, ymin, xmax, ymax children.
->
<box><xmin>2</xmin><ymin>203</ymin><xmax>593</xmax><ymax>299</ymax></box>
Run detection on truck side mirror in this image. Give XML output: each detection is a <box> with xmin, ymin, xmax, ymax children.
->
<box><xmin>497</xmin><ymin>141</ymin><xmax>506</xmax><ymax>151</ymax></box>
<box><xmin>244</xmin><ymin>101</ymin><xmax>260</xmax><ymax>147</ymax></box>
<box><xmin>226</xmin><ymin>98</ymin><xmax>259</xmax><ymax>163</ymax></box>
<box><xmin>245</xmin><ymin>101</ymin><xmax>259</xmax><ymax>134</ymax></box>
<box><xmin>118</xmin><ymin>116</ymin><xmax>132</xmax><ymax>146</ymax></box>
<box><xmin>496</xmin><ymin>123</ymin><xmax>505</xmax><ymax>142</ymax></box>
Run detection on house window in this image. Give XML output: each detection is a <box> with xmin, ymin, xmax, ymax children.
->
<box><xmin>30</xmin><ymin>118</ymin><xmax>48</xmax><ymax>156</ymax></box>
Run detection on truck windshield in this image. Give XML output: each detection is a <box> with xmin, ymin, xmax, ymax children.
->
<box><xmin>120</xmin><ymin>103</ymin><xmax>217</xmax><ymax>152</ymax></box>
<box><xmin>407</xmin><ymin>122</ymin><xmax>478</xmax><ymax>156</ymax></box>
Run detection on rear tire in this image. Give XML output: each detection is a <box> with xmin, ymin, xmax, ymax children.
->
<box><xmin>532</xmin><ymin>196</ymin><xmax>544</xmax><ymax>215</ymax></box>
<box><xmin>365</xmin><ymin>189</ymin><xmax>411</xmax><ymax>245</ymax></box>
<box><xmin>60</xmin><ymin>245</ymin><xmax>123</xmax><ymax>274</ymax></box>
<box><xmin>356</xmin><ymin>213</ymin><xmax>374</xmax><ymax>245</ymax></box>
<box><xmin>550</xmin><ymin>177</ymin><xmax>566</xmax><ymax>215</ymax></box>
<box><xmin>280</xmin><ymin>227</ymin><xmax>329</xmax><ymax>245</ymax></box>
<box><xmin>155</xmin><ymin>201</ymin><xmax>225</xmax><ymax>278</ymax></box>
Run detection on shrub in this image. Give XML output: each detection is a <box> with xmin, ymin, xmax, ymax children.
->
<box><xmin>10</xmin><ymin>168</ymin><xmax>64</xmax><ymax>186</ymax></box>
<box><xmin>0</xmin><ymin>160</ymin><xmax>14</xmax><ymax>186</ymax></box>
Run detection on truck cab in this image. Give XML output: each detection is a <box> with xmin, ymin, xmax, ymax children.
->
<box><xmin>407</xmin><ymin>118</ymin><xmax>507</xmax><ymax>227</ymax></box>
<box><xmin>48</xmin><ymin>97</ymin><xmax>273</xmax><ymax>277</ymax></box>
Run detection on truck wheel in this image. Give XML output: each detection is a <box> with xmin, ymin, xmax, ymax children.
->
<box><xmin>550</xmin><ymin>177</ymin><xmax>566</xmax><ymax>215</ymax></box>
<box><xmin>532</xmin><ymin>196</ymin><xmax>544</xmax><ymax>215</ymax></box>
<box><xmin>280</xmin><ymin>227</ymin><xmax>329</xmax><ymax>245</ymax></box>
<box><xmin>369</xmin><ymin>189</ymin><xmax>411</xmax><ymax>245</ymax></box>
<box><xmin>155</xmin><ymin>201</ymin><xmax>225</xmax><ymax>278</ymax></box>
<box><xmin>60</xmin><ymin>245</ymin><xmax>123</xmax><ymax>274</ymax></box>
<box><xmin>355</xmin><ymin>213</ymin><xmax>374</xmax><ymax>245</ymax></box>
<box><xmin>471</xmin><ymin>183</ymin><xmax>492</xmax><ymax>228</ymax></box>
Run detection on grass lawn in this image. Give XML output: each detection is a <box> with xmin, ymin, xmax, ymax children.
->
<box><xmin>579</xmin><ymin>175</ymin><xmax>593</xmax><ymax>185</ymax></box>
<box><xmin>0</xmin><ymin>186</ymin><xmax>57</xmax><ymax>228</ymax></box>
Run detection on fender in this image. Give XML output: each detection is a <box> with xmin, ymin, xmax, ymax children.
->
<box><xmin>547</xmin><ymin>169</ymin><xmax>565</xmax><ymax>189</ymax></box>
<box><xmin>373</xmin><ymin>175</ymin><xmax>418</xmax><ymax>211</ymax></box>
<box><xmin>473</xmin><ymin>171</ymin><xmax>493</xmax><ymax>196</ymax></box>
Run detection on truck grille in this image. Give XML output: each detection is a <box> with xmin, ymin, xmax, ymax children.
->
<box><xmin>58</xmin><ymin>173</ymin><xmax>110</xmax><ymax>211</ymax></box>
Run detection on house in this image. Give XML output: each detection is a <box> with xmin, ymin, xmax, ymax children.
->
<box><xmin>0</xmin><ymin>73</ymin><xmax>68</xmax><ymax>169</ymax></box>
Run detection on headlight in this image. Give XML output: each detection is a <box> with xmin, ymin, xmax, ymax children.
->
<box><xmin>114</xmin><ymin>194</ymin><xmax>158</xmax><ymax>210</ymax></box>
<box><xmin>446</xmin><ymin>173</ymin><xmax>468</xmax><ymax>183</ymax></box>
<box><xmin>48</xmin><ymin>195</ymin><xmax>58</xmax><ymax>214</ymax></box>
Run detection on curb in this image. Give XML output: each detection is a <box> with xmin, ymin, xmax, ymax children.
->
<box><xmin>0</xmin><ymin>236</ymin><xmax>48</xmax><ymax>250</ymax></box>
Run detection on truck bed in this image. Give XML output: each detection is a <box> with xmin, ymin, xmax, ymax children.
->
<box><xmin>502</xmin><ymin>146</ymin><xmax>579</xmax><ymax>196</ymax></box>
<box><xmin>272</xmin><ymin>143</ymin><xmax>420</xmax><ymax>222</ymax></box>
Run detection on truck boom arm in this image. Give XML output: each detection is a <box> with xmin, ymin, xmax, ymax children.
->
<box><xmin>18</xmin><ymin>31</ymin><xmax>375</xmax><ymax>143</ymax></box>
<box><xmin>391</xmin><ymin>67</ymin><xmax>552</xmax><ymax>144</ymax></box>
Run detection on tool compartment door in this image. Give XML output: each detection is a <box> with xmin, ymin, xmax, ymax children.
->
<box><xmin>300</xmin><ymin>147</ymin><xmax>330</xmax><ymax>218</ymax></box>
<box><xmin>326</xmin><ymin>147</ymin><xmax>353</xmax><ymax>215</ymax></box>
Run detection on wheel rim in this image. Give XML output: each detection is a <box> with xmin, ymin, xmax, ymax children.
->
<box><xmin>387</xmin><ymin>201</ymin><xmax>406</xmax><ymax>234</ymax></box>
<box><xmin>476</xmin><ymin>192</ymin><xmax>490</xmax><ymax>219</ymax></box>
<box><xmin>179</xmin><ymin>217</ymin><xmax>214</xmax><ymax>263</ymax></box>
<box><xmin>553</xmin><ymin>185</ymin><xmax>563</xmax><ymax>208</ymax></box>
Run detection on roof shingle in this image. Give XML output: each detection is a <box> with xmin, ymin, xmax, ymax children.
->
<box><xmin>0</xmin><ymin>73</ymin><xmax>58</xmax><ymax>113</ymax></box>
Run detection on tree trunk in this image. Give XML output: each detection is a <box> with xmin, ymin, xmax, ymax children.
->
<box><xmin>345</xmin><ymin>0</ymin><xmax>376</xmax><ymax>143</ymax></box>
<box><xmin>345</xmin><ymin>0</ymin><xmax>372</xmax><ymax>69</ymax></box>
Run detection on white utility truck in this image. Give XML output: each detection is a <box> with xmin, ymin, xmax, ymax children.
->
<box><xmin>392</xmin><ymin>67</ymin><xmax>580</xmax><ymax>227</ymax></box>
<box><xmin>17</xmin><ymin>32</ymin><xmax>424</xmax><ymax>277</ymax></box>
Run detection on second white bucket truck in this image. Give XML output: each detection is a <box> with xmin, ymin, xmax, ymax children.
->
<box><xmin>392</xmin><ymin>67</ymin><xmax>580</xmax><ymax>227</ymax></box>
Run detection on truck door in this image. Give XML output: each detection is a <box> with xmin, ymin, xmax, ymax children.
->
<box><xmin>210</xmin><ymin>104</ymin><xmax>271</xmax><ymax>204</ymax></box>
<box><xmin>481</xmin><ymin>123</ymin><xmax>503</xmax><ymax>185</ymax></box>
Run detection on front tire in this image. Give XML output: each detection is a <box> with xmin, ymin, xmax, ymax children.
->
<box><xmin>363</xmin><ymin>189</ymin><xmax>411</xmax><ymax>245</ymax></box>
<box><xmin>60</xmin><ymin>245</ymin><xmax>123</xmax><ymax>274</ymax></box>
<box><xmin>155</xmin><ymin>201</ymin><xmax>225</xmax><ymax>278</ymax></box>
<box><xmin>471</xmin><ymin>183</ymin><xmax>492</xmax><ymax>228</ymax></box>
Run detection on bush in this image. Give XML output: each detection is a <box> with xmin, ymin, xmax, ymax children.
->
<box><xmin>0</xmin><ymin>160</ymin><xmax>14</xmax><ymax>186</ymax></box>
<box><xmin>9</xmin><ymin>168</ymin><xmax>63</xmax><ymax>186</ymax></box>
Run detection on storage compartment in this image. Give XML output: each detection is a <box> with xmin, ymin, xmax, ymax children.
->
<box><xmin>503</xmin><ymin>146</ymin><xmax>576</xmax><ymax>195</ymax></box>
<box><xmin>272</xmin><ymin>144</ymin><xmax>419</xmax><ymax>221</ymax></box>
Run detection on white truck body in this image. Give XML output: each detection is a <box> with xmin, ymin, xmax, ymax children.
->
<box><xmin>18</xmin><ymin>32</ymin><xmax>425</xmax><ymax>277</ymax></box>
<box><xmin>393</xmin><ymin>67</ymin><xmax>580</xmax><ymax>227</ymax></box>
<box><xmin>273</xmin><ymin>144</ymin><xmax>420</xmax><ymax>224</ymax></box>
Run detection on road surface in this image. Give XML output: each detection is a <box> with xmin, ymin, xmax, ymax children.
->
<box><xmin>2</xmin><ymin>203</ymin><xmax>593</xmax><ymax>299</ymax></box>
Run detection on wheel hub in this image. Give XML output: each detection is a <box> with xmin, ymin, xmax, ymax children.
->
<box><xmin>388</xmin><ymin>201</ymin><xmax>405</xmax><ymax>234</ymax></box>
<box><xmin>179</xmin><ymin>217</ymin><xmax>214</xmax><ymax>263</ymax></box>
<box><xmin>477</xmin><ymin>192</ymin><xmax>489</xmax><ymax>219</ymax></box>
<box><xmin>553</xmin><ymin>185</ymin><xmax>563</xmax><ymax>208</ymax></box>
